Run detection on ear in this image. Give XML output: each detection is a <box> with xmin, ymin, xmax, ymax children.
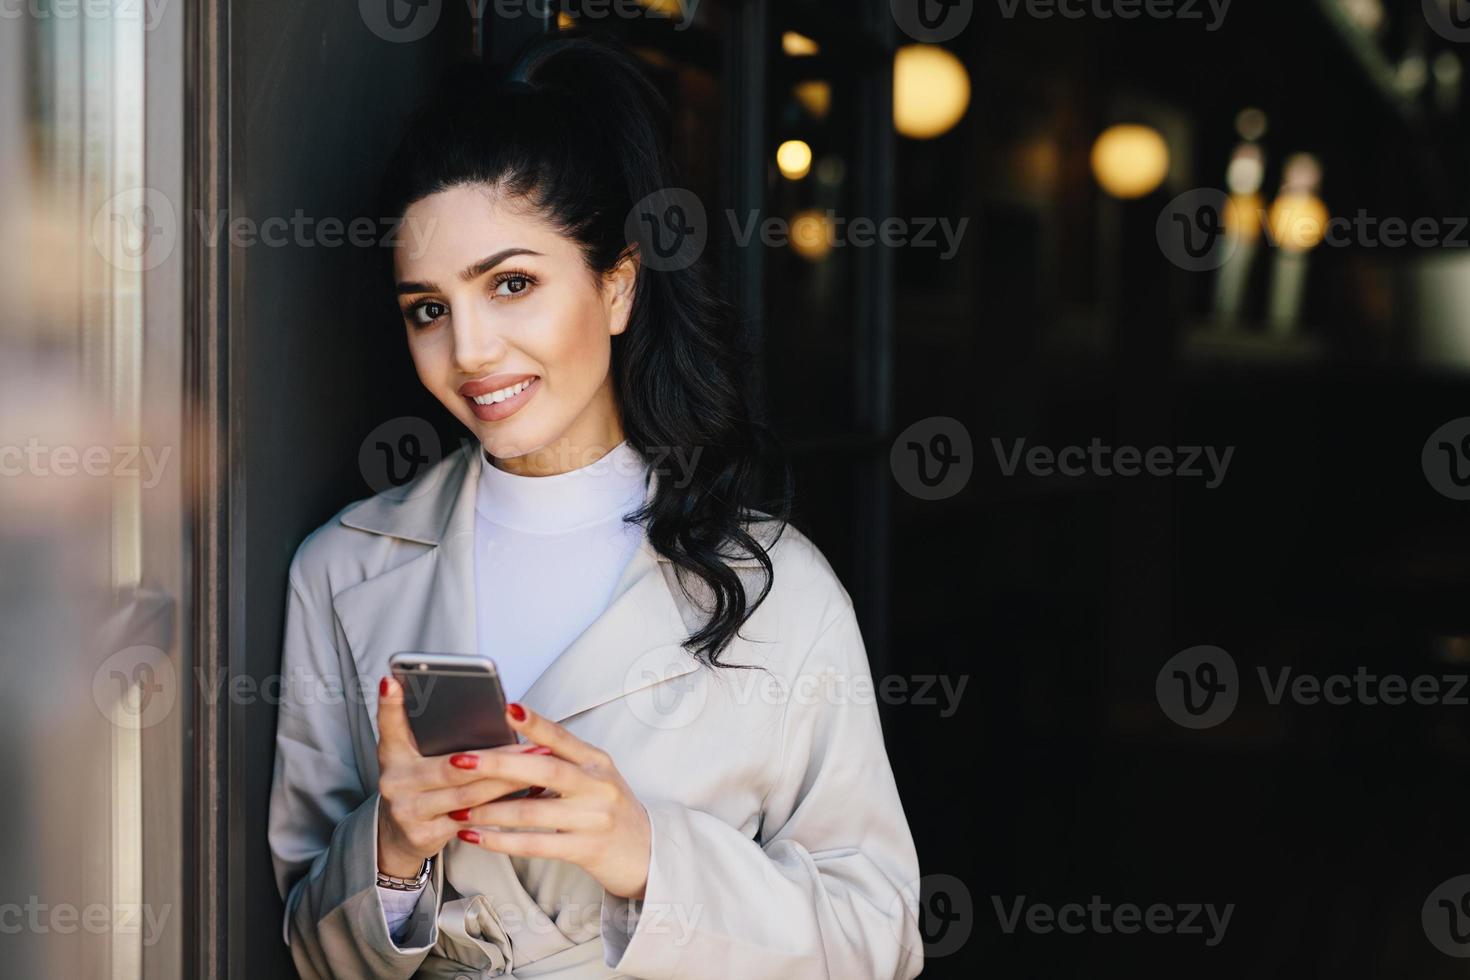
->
<box><xmin>603</xmin><ymin>247</ymin><xmax>640</xmax><ymax>338</ymax></box>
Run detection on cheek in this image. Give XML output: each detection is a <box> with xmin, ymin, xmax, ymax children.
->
<box><xmin>405</xmin><ymin>328</ymin><xmax>451</xmax><ymax>389</ymax></box>
<box><xmin>534</xmin><ymin>292</ymin><xmax>613</xmax><ymax>381</ymax></box>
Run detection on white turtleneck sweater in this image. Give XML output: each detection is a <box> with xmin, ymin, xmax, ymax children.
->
<box><xmin>380</xmin><ymin>440</ymin><xmax>650</xmax><ymax>945</ymax></box>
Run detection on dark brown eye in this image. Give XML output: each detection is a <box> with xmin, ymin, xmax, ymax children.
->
<box><xmin>409</xmin><ymin>301</ymin><xmax>448</xmax><ymax>326</ymax></box>
<box><xmin>495</xmin><ymin>274</ymin><xmax>533</xmax><ymax>297</ymax></box>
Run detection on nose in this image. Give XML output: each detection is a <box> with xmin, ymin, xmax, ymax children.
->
<box><xmin>450</xmin><ymin>303</ymin><xmax>509</xmax><ymax>377</ymax></box>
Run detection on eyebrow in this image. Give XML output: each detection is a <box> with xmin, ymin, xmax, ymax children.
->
<box><xmin>395</xmin><ymin>247</ymin><xmax>544</xmax><ymax>295</ymax></box>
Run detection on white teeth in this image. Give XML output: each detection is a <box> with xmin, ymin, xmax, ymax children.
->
<box><xmin>472</xmin><ymin>379</ymin><xmax>533</xmax><ymax>405</ymax></box>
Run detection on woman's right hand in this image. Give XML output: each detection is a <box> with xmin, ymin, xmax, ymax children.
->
<box><xmin>374</xmin><ymin>675</ymin><xmax>546</xmax><ymax>878</ymax></box>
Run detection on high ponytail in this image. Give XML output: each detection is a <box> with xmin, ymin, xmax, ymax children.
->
<box><xmin>379</xmin><ymin>33</ymin><xmax>792</xmax><ymax>666</ymax></box>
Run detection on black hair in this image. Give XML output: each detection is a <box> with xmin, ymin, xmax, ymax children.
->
<box><xmin>378</xmin><ymin>33</ymin><xmax>792</xmax><ymax>666</ymax></box>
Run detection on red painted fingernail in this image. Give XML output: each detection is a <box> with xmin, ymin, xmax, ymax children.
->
<box><xmin>520</xmin><ymin>745</ymin><xmax>552</xmax><ymax>755</ymax></box>
<box><xmin>379</xmin><ymin>677</ymin><xmax>390</xmax><ymax>697</ymax></box>
<box><xmin>457</xmin><ymin>829</ymin><xmax>480</xmax><ymax>844</ymax></box>
<box><xmin>449</xmin><ymin>753</ymin><xmax>479</xmax><ymax>770</ymax></box>
<box><xmin>507</xmin><ymin>703</ymin><xmax>526</xmax><ymax>722</ymax></box>
<box><xmin>449</xmin><ymin>808</ymin><xmax>471</xmax><ymax>821</ymax></box>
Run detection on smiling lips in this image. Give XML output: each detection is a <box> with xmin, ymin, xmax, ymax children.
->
<box><xmin>459</xmin><ymin>373</ymin><xmax>540</xmax><ymax>422</ymax></box>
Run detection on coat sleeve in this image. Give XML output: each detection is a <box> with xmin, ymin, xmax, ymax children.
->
<box><xmin>267</xmin><ymin>557</ymin><xmax>445</xmax><ymax>979</ymax></box>
<box><xmin>600</xmin><ymin>601</ymin><xmax>925</xmax><ymax>978</ymax></box>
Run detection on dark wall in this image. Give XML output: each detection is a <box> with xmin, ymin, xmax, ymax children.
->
<box><xmin>231</xmin><ymin>4</ymin><xmax>470</xmax><ymax>977</ymax></box>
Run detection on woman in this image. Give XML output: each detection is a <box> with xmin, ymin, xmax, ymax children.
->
<box><xmin>267</xmin><ymin>35</ymin><xmax>922</xmax><ymax>979</ymax></box>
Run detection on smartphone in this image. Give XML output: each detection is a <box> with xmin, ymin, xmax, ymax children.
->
<box><xmin>388</xmin><ymin>652</ymin><xmax>517</xmax><ymax>757</ymax></box>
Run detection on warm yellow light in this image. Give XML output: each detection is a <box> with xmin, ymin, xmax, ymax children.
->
<box><xmin>1225</xmin><ymin>192</ymin><xmax>1264</xmax><ymax>244</ymax></box>
<box><xmin>790</xmin><ymin>210</ymin><xmax>833</xmax><ymax>262</ymax></box>
<box><xmin>1090</xmin><ymin>124</ymin><xmax>1171</xmax><ymax>199</ymax></box>
<box><xmin>777</xmin><ymin>140</ymin><xmax>813</xmax><ymax>180</ymax></box>
<box><xmin>893</xmin><ymin>44</ymin><xmax>970</xmax><ymax>140</ymax></box>
<box><xmin>794</xmin><ymin>80</ymin><xmax>832</xmax><ymax>120</ymax></box>
<box><xmin>1267</xmin><ymin>192</ymin><xmax>1329</xmax><ymax>252</ymax></box>
<box><xmin>557</xmin><ymin>11</ymin><xmax>575</xmax><ymax>30</ymax></box>
<box><xmin>638</xmin><ymin>0</ymin><xmax>683</xmax><ymax>15</ymax></box>
<box><xmin>783</xmin><ymin>31</ymin><xmax>820</xmax><ymax>56</ymax></box>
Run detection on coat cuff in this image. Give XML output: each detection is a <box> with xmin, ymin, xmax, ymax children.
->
<box><xmin>600</xmin><ymin>799</ymin><xmax>697</xmax><ymax>977</ymax></box>
<box><xmin>283</xmin><ymin>792</ymin><xmax>443</xmax><ymax>977</ymax></box>
<box><xmin>365</xmin><ymin>794</ymin><xmax>441</xmax><ymax>954</ymax></box>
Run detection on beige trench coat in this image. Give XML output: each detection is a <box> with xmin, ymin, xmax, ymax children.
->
<box><xmin>267</xmin><ymin>441</ymin><xmax>923</xmax><ymax>979</ymax></box>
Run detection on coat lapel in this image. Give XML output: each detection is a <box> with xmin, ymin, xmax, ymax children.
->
<box><xmin>517</xmin><ymin>535</ymin><xmax>697</xmax><ymax>724</ymax></box>
<box><xmin>333</xmin><ymin>440</ymin><xmax>480</xmax><ymax>744</ymax></box>
<box><xmin>331</xmin><ymin>439</ymin><xmax>762</xmax><ymax>735</ymax></box>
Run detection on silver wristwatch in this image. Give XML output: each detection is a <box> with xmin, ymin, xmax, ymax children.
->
<box><xmin>376</xmin><ymin>857</ymin><xmax>432</xmax><ymax>891</ymax></box>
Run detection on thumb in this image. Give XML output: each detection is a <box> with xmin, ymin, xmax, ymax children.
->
<box><xmin>376</xmin><ymin>675</ymin><xmax>420</xmax><ymax>758</ymax></box>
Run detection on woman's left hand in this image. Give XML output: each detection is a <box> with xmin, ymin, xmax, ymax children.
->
<box><xmin>452</xmin><ymin>703</ymin><xmax>651</xmax><ymax>900</ymax></box>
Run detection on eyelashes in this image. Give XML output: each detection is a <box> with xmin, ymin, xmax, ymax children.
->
<box><xmin>403</xmin><ymin>269</ymin><xmax>539</xmax><ymax>327</ymax></box>
<box><xmin>492</xmin><ymin>271</ymin><xmax>536</xmax><ymax>298</ymax></box>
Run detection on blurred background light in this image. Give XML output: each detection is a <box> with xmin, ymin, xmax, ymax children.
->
<box><xmin>790</xmin><ymin>209</ymin><xmax>834</xmax><ymax>262</ymax></box>
<box><xmin>1235</xmin><ymin>106</ymin><xmax>1269</xmax><ymax>141</ymax></box>
<box><xmin>1226</xmin><ymin>143</ymin><xmax>1266</xmax><ymax>195</ymax></box>
<box><xmin>1226</xmin><ymin>193</ymin><xmax>1265</xmax><ymax>243</ymax></box>
<box><xmin>1268</xmin><ymin>152</ymin><xmax>1328</xmax><ymax>253</ymax></box>
<box><xmin>1089</xmin><ymin>123</ymin><xmax>1171</xmax><ymax>199</ymax></box>
<box><xmin>1337</xmin><ymin>0</ymin><xmax>1385</xmax><ymax>33</ymax></box>
<box><xmin>1396</xmin><ymin>53</ymin><xmax>1428</xmax><ymax>96</ymax></box>
<box><xmin>1268</xmin><ymin>192</ymin><xmax>1329</xmax><ymax>252</ymax></box>
<box><xmin>815</xmin><ymin>155</ymin><xmax>846</xmax><ymax>187</ymax></box>
<box><xmin>794</xmin><ymin>80</ymin><xmax>832</xmax><ymax>120</ymax></box>
<box><xmin>783</xmin><ymin>31</ymin><xmax>820</xmax><ymax>56</ymax></box>
<box><xmin>893</xmin><ymin>44</ymin><xmax>970</xmax><ymax>140</ymax></box>
<box><xmin>777</xmin><ymin>139</ymin><xmax>813</xmax><ymax>180</ymax></box>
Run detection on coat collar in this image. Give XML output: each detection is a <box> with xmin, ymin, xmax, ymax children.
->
<box><xmin>334</xmin><ymin>439</ymin><xmax>758</xmax><ymax>729</ymax></box>
<box><xmin>341</xmin><ymin>439</ymin><xmax>767</xmax><ymax>565</ymax></box>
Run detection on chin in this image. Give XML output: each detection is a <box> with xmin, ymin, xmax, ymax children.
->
<box><xmin>471</xmin><ymin>417</ymin><xmax>558</xmax><ymax>463</ymax></box>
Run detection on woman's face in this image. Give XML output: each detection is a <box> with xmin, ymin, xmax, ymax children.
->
<box><xmin>394</xmin><ymin>184</ymin><xmax>636</xmax><ymax>475</ymax></box>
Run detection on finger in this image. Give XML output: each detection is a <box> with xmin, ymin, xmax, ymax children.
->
<box><xmin>412</xmin><ymin>744</ymin><xmax>552</xmax><ymax>790</ymax></box>
<box><xmin>505</xmin><ymin>703</ymin><xmax>606</xmax><ymax>766</ymax></box>
<box><xmin>376</xmin><ymin>675</ymin><xmax>421</xmax><ymax>761</ymax></box>
<box><xmin>414</xmin><ymin>777</ymin><xmax>534</xmax><ymax>819</ymax></box>
<box><xmin>475</xmin><ymin>750</ymin><xmax>600</xmax><ymax>797</ymax></box>
<box><xmin>459</xmin><ymin>798</ymin><xmax>605</xmax><ymax>831</ymax></box>
<box><xmin>456</xmin><ymin>827</ymin><xmax>570</xmax><ymax>860</ymax></box>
